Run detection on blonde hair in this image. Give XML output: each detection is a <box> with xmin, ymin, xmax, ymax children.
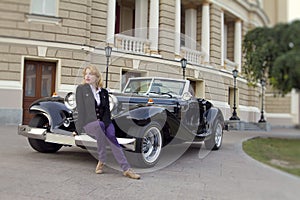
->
<box><xmin>82</xmin><ymin>65</ymin><xmax>103</xmax><ymax>88</ymax></box>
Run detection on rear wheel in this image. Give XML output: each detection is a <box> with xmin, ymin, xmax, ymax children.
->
<box><xmin>28</xmin><ymin>115</ymin><xmax>62</xmax><ymax>153</ymax></box>
<box><xmin>205</xmin><ymin>119</ymin><xmax>223</xmax><ymax>150</ymax></box>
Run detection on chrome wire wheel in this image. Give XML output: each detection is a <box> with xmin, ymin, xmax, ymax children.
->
<box><xmin>142</xmin><ymin>126</ymin><xmax>162</xmax><ymax>164</ymax></box>
<box><xmin>205</xmin><ymin>119</ymin><xmax>223</xmax><ymax>150</ymax></box>
<box><xmin>214</xmin><ymin>122</ymin><xmax>223</xmax><ymax>148</ymax></box>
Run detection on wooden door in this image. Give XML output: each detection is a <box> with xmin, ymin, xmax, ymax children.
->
<box><xmin>23</xmin><ymin>60</ymin><xmax>56</xmax><ymax>124</ymax></box>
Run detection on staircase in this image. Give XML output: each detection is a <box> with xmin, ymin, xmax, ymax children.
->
<box><xmin>225</xmin><ymin>120</ymin><xmax>271</xmax><ymax>131</ymax></box>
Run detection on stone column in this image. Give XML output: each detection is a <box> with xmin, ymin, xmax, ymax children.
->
<box><xmin>185</xmin><ymin>7</ymin><xmax>197</xmax><ymax>50</ymax></box>
<box><xmin>135</xmin><ymin>0</ymin><xmax>148</xmax><ymax>39</ymax></box>
<box><xmin>174</xmin><ymin>0</ymin><xmax>181</xmax><ymax>59</ymax></box>
<box><xmin>201</xmin><ymin>2</ymin><xmax>210</xmax><ymax>63</ymax></box>
<box><xmin>149</xmin><ymin>0</ymin><xmax>159</xmax><ymax>55</ymax></box>
<box><xmin>220</xmin><ymin>10</ymin><xmax>224</xmax><ymax>66</ymax></box>
<box><xmin>234</xmin><ymin>19</ymin><xmax>242</xmax><ymax>71</ymax></box>
<box><xmin>106</xmin><ymin>0</ymin><xmax>116</xmax><ymax>45</ymax></box>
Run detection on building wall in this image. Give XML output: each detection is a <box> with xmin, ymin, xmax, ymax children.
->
<box><xmin>0</xmin><ymin>0</ymin><xmax>268</xmax><ymax>125</ymax></box>
<box><xmin>159</xmin><ymin>0</ymin><xmax>176</xmax><ymax>59</ymax></box>
<box><xmin>263</xmin><ymin>0</ymin><xmax>288</xmax><ymax>26</ymax></box>
<box><xmin>210</xmin><ymin>4</ymin><xmax>222</xmax><ymax>66</ymax></box>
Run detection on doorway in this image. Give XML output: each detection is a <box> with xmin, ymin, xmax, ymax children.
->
<box><xmin>23</xmin><ymin>60</ymin><xmax>56</xmax><ymax>124</ymax></box>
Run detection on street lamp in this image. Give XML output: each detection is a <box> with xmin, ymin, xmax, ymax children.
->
<box><xmin>258</xmin><ymin>78</ymin><xmax>266</xmax><ymax>123</ymax></box>
<box><xmin>180</xmin><ymin>58</ymin><xmax>187</xmax><ymax>79</ymax></box>
<box><xmin>105</xmin><ymin>45</ymin><xmax>112</xmax><ymax>88</ymax></box>
<box><xmin>230</xmin><ymin>69</ymin><xmax>240</xmax><ymax>120</ymax></box>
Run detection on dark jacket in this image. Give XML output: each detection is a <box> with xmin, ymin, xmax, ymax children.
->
<box><xmin>75</xmin><ymin>83</ymin><xmax>111</xmax><ymax>134</ymax></box>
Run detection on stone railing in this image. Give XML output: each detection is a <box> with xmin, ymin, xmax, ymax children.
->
<box><xmin>180</xmin><ymin>47</ymin><xmax>203</xmax><ymax>65</ymax></box>
<box><xmin>224</xmin><ymin>59</ymin><xmax>238</xmax><ymax>71</ymax></box>
<box><xmin>115</xmin><ymin>34</ymin><xmax>150</xmax><ymax>55</ymax></box>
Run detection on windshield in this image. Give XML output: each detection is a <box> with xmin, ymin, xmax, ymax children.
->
<box><xmin>150</xmin><ymin>79</ymin><xmax>185</xmax><ymax>96</ymax></box>
<box><xmin>123</xmin><ymin>78</ymin><xmax>186</xmax><ymax>96</ymax></box>
<box><xmin>123</xmin><ymin>79</ymin><xmax>152</xmax><ymax>94</ymax></box>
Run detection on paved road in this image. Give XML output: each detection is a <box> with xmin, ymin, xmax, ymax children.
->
<box><xmin>0</xmin><ymin>125</ymin><xmax>300</xmax><ymax>200</ymax></box>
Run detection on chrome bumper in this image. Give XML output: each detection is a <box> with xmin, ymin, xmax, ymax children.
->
<box><xmin>18</xmin><ymin>125</ymin><xmax>136</xmax><ymax>151</ymax></box>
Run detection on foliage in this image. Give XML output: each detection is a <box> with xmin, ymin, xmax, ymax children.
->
<box><xmin>243</xmin><ymin>20</ymin><xmax>300</xmax><ymax>95</ymax></box>
<box><xmin>271</xmin><ymin>49</ymin><xmax>300</xmax><ymax>94</ymax></box>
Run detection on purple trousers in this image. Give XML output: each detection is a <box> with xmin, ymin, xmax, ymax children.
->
<box><xmin>83</xmin><ymin>121</ymin><xmax>131</xmax><ymax>171</ymax></box>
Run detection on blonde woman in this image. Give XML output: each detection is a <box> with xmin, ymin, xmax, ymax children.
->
<box><xmin>75</xmin><ymin>65</ymin><xmax>140</xmax><ymax>179</ymax></box>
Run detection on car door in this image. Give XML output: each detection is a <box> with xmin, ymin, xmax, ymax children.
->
<box><xmin>180</xmin><ymin>98</ymin><xmax>200</xmax><ymax>134</ymax></box>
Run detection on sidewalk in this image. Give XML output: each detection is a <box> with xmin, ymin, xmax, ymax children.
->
<box><xmin>0</xmin><ymin>125</ymin><xmax>300</xmax><ymax>200</ymax></box>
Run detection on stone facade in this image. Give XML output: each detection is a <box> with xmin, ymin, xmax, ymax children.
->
<box><xmin>0</xmin><ymin>0</ymin><xmax>269</xmax><ymax>125</ymax></box>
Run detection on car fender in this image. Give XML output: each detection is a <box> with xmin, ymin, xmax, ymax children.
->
<box><xmin>29</xmin><ymin>99</ymin><xmax>72</xmax><ymax>130</ymax></box>
<box><xmin>205</xmin><ymin>107</ymin><xmax>224</xmax><ymax>134</ymax></box>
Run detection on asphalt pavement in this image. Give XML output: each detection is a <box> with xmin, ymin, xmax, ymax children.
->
<box><xmin>0</xmin><ymin>125</ymin><xmax>299</xmax><ymax>200</ymax></box>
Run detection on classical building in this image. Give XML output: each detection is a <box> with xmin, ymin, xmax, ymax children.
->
<box><xmin>263</xmin><ymin>0</ymin><xmax>300</xmax><ymax>127</ymax></box>
<box><xmin>0</xmin><ymin>0</ymin><xmax>268</xmax><ymax>125</ymax></box>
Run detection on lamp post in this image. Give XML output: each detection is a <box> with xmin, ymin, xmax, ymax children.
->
<box><xmin>230</xmin><ymin>69</ymin><xmax>240</xmax><ymax>120</ymax></box>
<box><xmin>180</xmin><ymin>58</ymin><xmax>187</xmax><ymax>79</ymax></box>
<box><xmin>258</xmin><ymin>78</ymin><xmax>266</xmax><ymax>123</ymax></box>
<box><xmin>104</xmin><ymin>45</ymin><xmax>112</xmax><ymax>88</ymax></box>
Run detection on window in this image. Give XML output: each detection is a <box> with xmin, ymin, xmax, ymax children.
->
<box><xmin>224</xmin><ymin>17</ymin><xmax>234</xmax><ymax>62</ymax></box>
<box><xmin>223</xmin><ymin>13</ymin><xmax>240</xmax><ymax>70</ymax></box>
<box><xmin>189</xmin><ymin>79</ymin><xmax>205</xmax><ymax>98</ymax></box>
<box><xmin>115</xmin><ymin>0</ymin><xmax>135</xmax><ymax>36</ymax></box>
<box><xmin>121</xmin><ymin>71</ymin><xmax>142</xmax><ymax>90</ymax></box>
<box><xmin>31</xmin><ymin>0</ymin><xmax>57</xmax><ymax>16</ymax></box>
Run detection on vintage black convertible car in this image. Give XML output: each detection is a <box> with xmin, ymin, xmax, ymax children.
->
<box><xmin>18</xmin><ymin>77</ymin><xmax>225</xmax><ymax>168</ymax></box>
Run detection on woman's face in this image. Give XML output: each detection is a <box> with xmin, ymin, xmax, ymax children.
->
<box><xmin>84</xmin><ymin>68</ymin><xmax>98</xmax><ymax>85</ymax></box>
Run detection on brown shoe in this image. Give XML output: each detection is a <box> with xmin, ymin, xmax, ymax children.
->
<box><xmin>95</xmin><ymin>161</ymin><xmax>104</xmax><ymax>174</ymax></box>
<box><xmin>123</xmin><ymin>169</ymin><xmax>141</xmax><ymax>179</ymax></box>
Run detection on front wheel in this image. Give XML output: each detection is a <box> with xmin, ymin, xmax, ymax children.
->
<box><xmin>126</xmin><ymin>122</ymin><xmax>163</xmax><ymax>168</ymax></box>
<box><xmin>204</xmin><ymin>119</ymin><xmax>223</xmax><ymax>150</ymax></box>
<box><xmin>28</xmin><ymin>115</ymin><xmax>62</xmax><ymax>153</ymax></box>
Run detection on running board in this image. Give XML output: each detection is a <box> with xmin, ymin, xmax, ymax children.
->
<box><xmin>18</xmin><ymin>125</ymin><xmax>136</xmax><ymax>151</ymax></box>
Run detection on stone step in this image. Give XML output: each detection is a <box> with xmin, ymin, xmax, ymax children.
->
<box><xmin>225</xmin><ymin>120</ymin><xmax>271</xmax><ymax>131</ymax></box>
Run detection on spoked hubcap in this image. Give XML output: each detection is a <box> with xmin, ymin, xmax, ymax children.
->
<box><xmin>214</xmin><ymin>123</ymin><xmax>223</xmax><ymax>147</ymax></box>
<box><xmin>142</xmin><ymin>126</ymin><xmax>162</xmax><ymax>163</ymax></box>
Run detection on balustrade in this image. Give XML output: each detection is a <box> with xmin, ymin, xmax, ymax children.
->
<box><xmin>181</xmin><ymin>47</ymin><xmax>203</xmax><ymax>65</ymax></box>
<box><xmin>115</xmin><ymin>34</ymin><xmax>150</xmax><ymax>55</ymax></box>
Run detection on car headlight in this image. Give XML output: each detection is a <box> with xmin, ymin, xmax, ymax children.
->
<box><xmin>64</xmin><ymin>92</ymin><xmax>77</xmax><ymax>110</ymax></box>
<box><xmin>109</xmin><ymin>94</ymin><xmax>118</xmax><ymax>112</ymax></box>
